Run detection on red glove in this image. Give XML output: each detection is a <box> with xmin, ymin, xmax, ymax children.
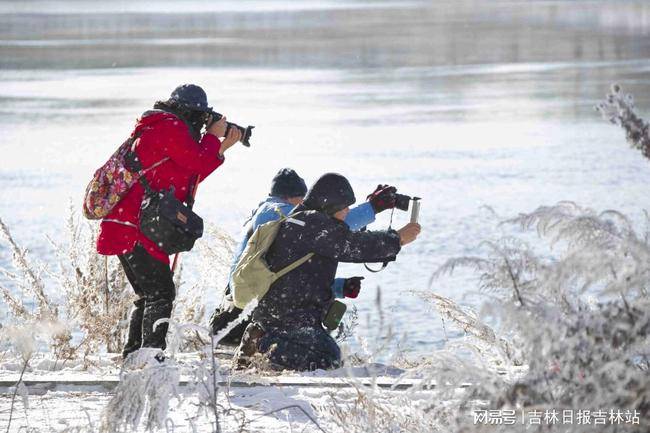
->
<box><xmin>367</xmin><ymin>184</ymin><xmax>397</xmax><ymax>214</ymax></box>
<box><xmin>343</xmin><ymin>277</ymin><xmax>364</xmax><ymax>298</ymax></box>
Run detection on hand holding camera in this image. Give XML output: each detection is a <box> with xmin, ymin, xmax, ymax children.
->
<box><xmin>366</xmin><ymin>183</ymin><xmax>422</xmax><ymax>245</ymax></box>
<box><xmin>222</xmin><ymin>127</ymin><xmax>242</xmax><ymax>152</ymax></box>
<box><xmin>367</xmin><ymin>184</ymin><xmax>415</xmax><ymax>214</ymax></box>
<box><xmin>206</xmin><ymin>115</ymin><xmax>243</xmax><ymax>156</ymax></box>
<box><xmin>205</xmin><ymin>110</ymin><xmax>254</xmax><ymax>147</ymax></box>
<box><xmin>207</xmin><ymin>114</ymin><xmax>227</xmax><ymax>137</ymax></box>
<box><xmin>342</xmin><ymin>276</ymin><xmax>364</xmax><ymax>298</ymax></box>
<box><xmin>367</xmin><ymin>184</ymin><xmax>397</xmax><ymax>213</ymax></box>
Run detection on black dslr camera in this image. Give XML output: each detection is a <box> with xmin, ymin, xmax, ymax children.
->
<box><xmin>394</xmin><ymin>192</ymin><xmax>421</xmax><ymax>223</ymax></box>
<box><xmin>395</xmin><ymin>193</ymin><xmax>411</xmax><ymax>211</ymax></box>
<box><xmin>206</xmin><ymin>110</ymin><xmax>255</xmax><ymax>147</ymax></box>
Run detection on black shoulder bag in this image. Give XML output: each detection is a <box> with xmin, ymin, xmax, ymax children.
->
<box><xmin>125</xmin><ymin>139</ymin><xmax>204</xmax><ymax>255</ymax></box>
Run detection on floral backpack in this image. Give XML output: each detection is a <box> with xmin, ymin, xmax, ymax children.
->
<box><xmin>82</xmin><ymin>131</ymin><xmax>168</xmax><ymax>220</ymax></box>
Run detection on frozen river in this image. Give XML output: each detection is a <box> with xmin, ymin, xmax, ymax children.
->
<box><xmin>1</xmin><ymin>0</ymin><xmax>650</xmax><ymax>357</ymax></box>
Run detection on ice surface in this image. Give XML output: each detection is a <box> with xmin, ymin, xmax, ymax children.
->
<box><xmin>1</xmin><ymin>0</ymin><xmax>650</xmax><ymax>357</ymax></box>
<box><xmin>0</xmin><ymin>352</ymin><xmax>473</xmax><ymax>432</ymax></box>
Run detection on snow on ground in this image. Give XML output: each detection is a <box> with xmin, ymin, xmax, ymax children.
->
<box><xmin>0</xmin><ymin>351</ymin><xmax>489</xmax><ymax>432</ymax></box>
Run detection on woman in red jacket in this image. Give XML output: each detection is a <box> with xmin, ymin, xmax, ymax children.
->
<box><xmin>96</xmin><ymin>84</ymin><xmax>241</xmax><ymax>359</ymax></box>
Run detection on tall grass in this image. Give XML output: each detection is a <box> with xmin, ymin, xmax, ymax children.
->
<box><xmin>0</xmin><ymin>205</ymin><xmax>235</xmax><ymax>364</ymax></box>
<box><xmin>320</xmin><ymin>202</ymin><xmax>649</xmax><ymax>433</ymax></box>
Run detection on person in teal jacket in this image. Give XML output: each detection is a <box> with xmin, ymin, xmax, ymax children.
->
<box><xmin>209</xmin><ymin>168</ymin><xmax>399</xmax><ymax>344</ymax></box>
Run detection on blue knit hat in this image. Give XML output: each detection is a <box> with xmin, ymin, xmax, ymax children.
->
<box><xmin>270</xmin><ymin>168</ymin><xmax>308</xmax><ymax>198</ymax></box>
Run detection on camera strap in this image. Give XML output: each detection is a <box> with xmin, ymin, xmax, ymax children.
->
<box><xmin>364</xmin><ymin>262</ymin><xmax>388</xmax><ymax>273</ymax></box>
<box><xmin>186</xmin><ymin>174</ymin><xmax>199</xmax><ymax>210</ymax></box>
<box><xmin>363</xmin><ymin>208</ymin><xmax>395</xmax><ymax>273</ymax></box>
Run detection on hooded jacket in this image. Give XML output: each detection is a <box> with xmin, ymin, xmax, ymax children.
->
<box><xmin>96</xmin><ymin>110</ymin><xmax>224</xmax><ymax>263</ymax></box>
<box><xmin>252</xmin><ymin>173</ymin><xmax>402</xmax><ymax>328</ymax></box>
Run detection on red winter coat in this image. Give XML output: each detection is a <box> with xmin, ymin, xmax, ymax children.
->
<box><xmin>96</xmin><ymin>111</ymin><xmax>224</xmax><ymax>264</ymax></box>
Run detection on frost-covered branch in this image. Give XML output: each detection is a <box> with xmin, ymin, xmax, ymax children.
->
<box><xmin>5</xmin><ymin>357</ymin><xmax>28</xmax><ymax>433</ymax></box>
<box><xmin>420</xmin><ymin>202</ymin><xmax>650</xmax><ymax>432</ymax></box>
<box><xmin>319</xmin><ymin>203</ymin><xmax>648</xmax><ymax>433</ymax></box>
<box><xmin>0</xmin><ymin>217</ymin><xmax>55</xmax><ymax>320</ymax></box>
<box><xmin>597</xmin><ymin>83</ymin><xmax>650</xmax><ymax>160</ymax></box>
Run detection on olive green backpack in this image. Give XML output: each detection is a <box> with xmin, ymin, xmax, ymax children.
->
<box><xmin>231</xmin><ymin>214</ymin><xmax>314</xmax><ymax>309</ymax></box>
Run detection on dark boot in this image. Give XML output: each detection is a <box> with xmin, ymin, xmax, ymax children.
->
<box><xmin>141</xmin><ymin>299</ymin><xmax>173</xmax><ymax>350</ymax></box>
<box><xmin>122</xmin><ymin>298</ymin><xmax>145</xmax><ymax>359</ymax></box>
<box><xmin>234</xmin><ymin>323</ymin><xmax>266</xmax><ymax>369</ymax></box>
<box><xmin>209</xmin><ymin>299</ymin><xmax>249</xmax><ymax>346</ymax></box>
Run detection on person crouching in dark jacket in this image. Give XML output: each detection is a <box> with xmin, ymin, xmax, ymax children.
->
<box><xmin>234</xmin><ymin>173</ymin><xmax>421</xmax><ymax>371</ymax></box>
<box><xmin>209</xmin><ymin>168</ymin><xmax>399</xmax><ymax>346</ymax></box>
<box><xmin>96</xmin><ymin>84</ymin><xmax>241</xmax><ymax>360</ymax></box>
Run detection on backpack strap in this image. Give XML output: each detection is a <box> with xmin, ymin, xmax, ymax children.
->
<box><xmin>141</xmin><ymin>158</ymin><xmax>169</xmax><ymax>174</ymax></box>
<box><xmin>103</xmin><ymin>219</ymin><xmax>138</xmax><ymax>228</ymax></box>
<box><xmin>185</xmin><ymin>174</ymin><xmax>199</xmax><ymax>210</ymax></box>
<box><xmin>270</xmin><ymin>210</ymin><xmax>313</xmax><ymax>279</ymax></box>
<box><xmin>274</xmin><ymin>253</ymin><xmax>315</xmax><ymax>280</ymax></box>
<box><xmin>124</xmin><ymin>130</ymin><xmax>169</xmax><ymax>197</ymax></box>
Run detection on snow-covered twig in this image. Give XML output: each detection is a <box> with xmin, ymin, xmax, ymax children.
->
<box><xmin>0</xmin><ymin>217</ymin><xmax>56</xmax><ymax>320</ymax></box>
<box><xmin>5</xmin><ymin>357</ymin><xmax>29</xmax><ymax>433</ymax></box>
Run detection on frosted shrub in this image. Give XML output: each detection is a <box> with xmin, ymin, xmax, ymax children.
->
<box><xmin>48</xmin><ymin>205</ymin><xmax>134</xmax><ymax>356</ymax></box>
<box><xmin>326</xmin><ymin>389</ymin><xmax>439</xmax><ymax>433</ymax></box>
<box><xmin>434</xmin><ymin>202</ymin><xmax>649</xmax><ymax>432</ymax></box>
<box><xmin>0</xmin><ymin>208</ymin><xmax>236</xmax><ymax>364</ymax></box>
<box><xmin>173</xmin><ymin>223</ymin><xmax>235</xmax><ymax>351</ymax></box>
<box><xmin>100</xmin><ymin>348</ymin><xmax>180</xmax><ymax>432</ymax></box>
<box><xmin>97</xmin><ymin>301</ymin><xmax>256</xmax><ymax>433</ymax></box>
<box><xmin>0</xmin><ymin>206</ymin><xmax>132</xmax><ymax>361</ymax></box>
<box><xmin>322</xmin><ymin>203</ymin><xmax>648</xmax><ymax>433</ymax></box>
<box><xmin>596</xmin><ymin>83</ymin><xmax>650</xmax><ymax>159</ymax></box>
<box><xmin>0</xmin><ymin>216</ymin><xmax>75</xmax><ymax>359</ymax></box>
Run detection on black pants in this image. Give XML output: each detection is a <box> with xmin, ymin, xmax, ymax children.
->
<box><xmin>237</xmin><ymin>322</ymin><xmax>341</xmax><ymax>371</ymax></box>
<box><xmin>118</xmin><ymin>244</ymin><xmax>175</xmax><ymax>358</ymax></box>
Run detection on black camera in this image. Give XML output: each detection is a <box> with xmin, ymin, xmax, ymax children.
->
<box><xmin>395</xmin><ymin>193</ymin><xmax>411</xmax><ymax>211</ymax></box>
<box><xmin>206</xmin><ymin>110</ymin><xmax>255</xmax><ymax>147</ymax></box>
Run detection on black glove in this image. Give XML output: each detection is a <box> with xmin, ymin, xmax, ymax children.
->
<box><xmin>343</xmin><ymin>276</ymin><xmax>364</xmax><ymax>298</ymax></box>
<box><xmin>367</xmin><ymin>184</ymin><xmax>397</xmax><ymax>214</ymax></box>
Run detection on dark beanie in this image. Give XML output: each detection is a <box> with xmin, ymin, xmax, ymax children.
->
<box><xmin>302</xmin><ymin>173</ymin><xmax>356</xmax><ymax>215</ymax></box>
<box><xmin>270</xmin><ymin>168</ymin><xmax>308</xmax><ymax>198</ymax></box>
<box><xmin>168</xmin><ymin>84</ymin><xmax>211</xmax><ymax>112</ymax></box>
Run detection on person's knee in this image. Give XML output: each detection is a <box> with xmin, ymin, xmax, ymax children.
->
<box><xmin>260</xmin><ymin>328</ymin><xmax>341</xmax><ymax>371</ymax></box>
<box><xmin>141</xmin><ymin>280</ymin><xmax>175</xmax><ymax>303</ymax></box>
<box><xmin>149</xmin><ymin>288</ymin><xmax>175</xmax><ymax>303</ymax></box>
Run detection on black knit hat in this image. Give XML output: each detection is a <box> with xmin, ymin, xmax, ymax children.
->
<box><xmin>270</xmin><ymin>168</ymin><xmax>308</xmax><ymax>198</ymax></box>
<box><xmin>302</xmin><ymin>173</ymin><xmax>356</xmax><ymax>215</ymax></box>
<box><xmin>168</xmin><ymin>84</ymin><xmax>212</xmax><ymax>112</ymax></box>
